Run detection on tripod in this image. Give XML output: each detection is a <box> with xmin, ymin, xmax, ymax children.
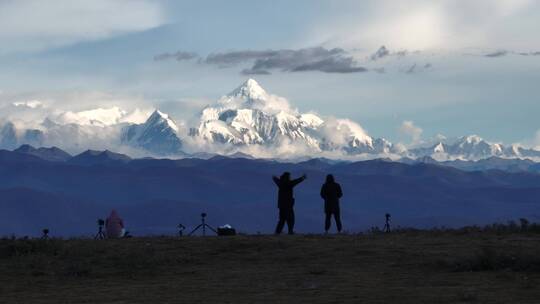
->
<box><xmin>95</xmin><ymin>219</ymin><xmax>106</xmax><ymax>239</ymax></box>
<box><xmin>177</xmin><ymin>224</ymin><xmax>186</xmax><ymax>237</ymax></box>
<box><xmin>189</xmin><ymin>213</ymin><xmax>217</xmax><ymax>236</ymax></box>
<box><xmin>383</xmin><ymin>213</ymin><xmax>391</xmax><ymax>233</ymax></box>
<box><xmin>41</xmin><ymin>228</ymin><xmax>49</xmax><ymax>240</ymax></box>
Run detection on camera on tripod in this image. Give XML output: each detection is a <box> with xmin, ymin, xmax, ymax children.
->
<box><xmin>41</xmin><ymin>228</ymin><xmax>49</xmax><ymax>239</ymax></box>
<box><xmin>95</xmin><ymin>218</ymin><xmax>106</xmax><ymax>239</ymax></box>
<box><xmin>188</xmin><ymin>212</ymin><xmax>216</xmax><ymax>236</ymax></box>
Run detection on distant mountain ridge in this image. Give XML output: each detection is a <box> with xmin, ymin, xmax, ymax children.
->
<box><xmin>14</xmin><ymin>144</ymin><xmax>72</xmax><ymax>162</ymax></box>
<box><xmin>7</xmin><ymin>144</ymin><xmax>540</xmax><ymax>174</ymax></box>
<box><xmin>68</xmin><ymin>149</ymin><xmax>131</xmax><ymax>166</ymax></box>
<box><xmin>1</xmin><ymin>147</ymin><xmax>539</xmax><ymax>236</ymax></box>
<box><xmin>403</xmin><ymin>155</ymin><xmax>540</xmax><ymax>173</ymax></box>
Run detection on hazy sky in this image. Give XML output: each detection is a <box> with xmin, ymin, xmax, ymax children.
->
<box><xmin>0</xmin><ymin>0</ymin><xmax>539</xmax><ymax>145</ymax></box>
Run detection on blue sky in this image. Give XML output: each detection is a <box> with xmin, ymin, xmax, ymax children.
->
<box><xmin>0</xmin><ymin>0</ymin><xmax>539</xmax><ymax>146</ymax></box>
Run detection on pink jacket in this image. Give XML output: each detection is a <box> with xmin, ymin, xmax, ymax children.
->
<box><xmin>105</xmin><ymin>210</ymin><xmax>124</xmax><ymax>238</ymax></box>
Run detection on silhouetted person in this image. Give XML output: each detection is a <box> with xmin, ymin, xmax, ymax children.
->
<box><xmin>41</xmin><ymin>228</ymin><xmax>50</xmax><ymax>240</ymax></box>
<box><xmin>384</xmin><ymin>213</ymin><xmax>391</xmax><ymax>233</ymax></box>
<box><xmin>273</xmin><ymin>172</ymin><xmax>306</xmax><ymax>235</ymax></box>
<box><xmin>320</xmin><ymin>174</ymin><xmax>343</xmax><ymax>233</ymax></box>
<box><xmin>105</xmin><ymin>210</ymin><xmax>125</xmax><ymax>238</ymax></box>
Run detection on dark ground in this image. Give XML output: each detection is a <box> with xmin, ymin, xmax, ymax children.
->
<box><xmin>1</xmin><ymin>231</ymin><xmax>540</xmax><ymax>303</ymax></box>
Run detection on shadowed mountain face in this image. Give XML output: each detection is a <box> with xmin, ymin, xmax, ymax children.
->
<box><xmin>14</xmin><ymin>144</ymin><xmax>72</xmax><ymax>162</ymax></box>
<box><xmin>0</xmin><ymin>148</ymin><xmax>539</xmax><ymax>236</ymax></box>
<box><xmin>121</xmin><ymin>110</ymin><xmax>183</xmax><ymax>155</ymax></box>
<box><xmin>68</xmin><ymin>149</ymin><xmax>131</xmax><ymax>166</ymax></box>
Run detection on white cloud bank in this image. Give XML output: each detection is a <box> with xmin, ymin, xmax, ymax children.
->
<box><xmin>0</xmin><ymin>91</ymin><xmax>155</xmax><ymax>141</ymax></box>
<box><xmin>399</xmin><ymin>120</ymin><xmax>423</xmax><ymax>145</ymax></box>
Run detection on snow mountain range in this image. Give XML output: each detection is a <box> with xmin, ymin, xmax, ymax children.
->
<box><xmin>409</xmin><ymin>135</ymin><xmax>540</xmax><ymax>160</ymax></box>
<box><xmin>0</xmin><ymin>79</ymin><xmax>539</xmax><ymax>161</ymax></box>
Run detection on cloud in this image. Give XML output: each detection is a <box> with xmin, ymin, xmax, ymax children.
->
<box><xmin>399</xmin><ymin>120</ymin><xmax>423</xmax><ymax>144</ymax></box>
<box><xmin>485</xmin><ymin>50</ymin><xmax>508</xmax><ymax>57</ymax></box>
<box><xmin>0</xmin><ymin>91</ymin><xmax>155</xmax><ymax>129</ymax></box>
<box><xmin>12</xmin><ymin>100</ymin><xmax>43</xmax><ymax>109</ymax></box>
<box><xmin>465</xmin><ymin>49</ymin><xmax>540</xmax><ymax>58</ymax></box>
<box><xmin>396</xmin><ymin>50</ymin><xmax>408</xmax><ymax>57</ymax></box>
<box><xmin>533</xmin><ymin>130</ymin><xmax>540</xmax><ymax>150</ymax></box>
<box><xmin>317</xmin><ymin>117</ymin><xmax>372</xmax><ymax>150</ymax></box>
<box><xmin>291</xmin><ymin>57</ymin><xmax>368</xmax><ymax>73</ymax></box>
<box><xmin>518</xmin><ymin>51</ymin><xmax>540</xmax><ymax>56</ymax></box>
<box><xmin>405</xmin><ymin>63</ymin><xmax>417</xmax><ymax>74</ymax></box>
<box><xmin>205</xmin><ymin>50</ymin><xmax>278</xmax><ymax>66</ymax></box>
<box><xmin>154</xmin><ymin>51</ymin><xmax>198</xmax><ymax>62</ymax></box>
<box><xmin>402</xmin><ymin>62</ymin><xmax>432</xmax><ymax>74</ymax></box>
<box><xmin>370</xmin><ymin>46</ymin><xmax>390</xmax><ymax>60</ymax></box>
<box><xmin>157</xmin><ymin>47</ymin><xmax>368</xmax><ymax>74</ymax></box>
<box><xmin>241</xmin><ymin>69</ymin><xmax>271</xmax><ymax>75</ymax></box>
<box><xmin>367</xmin><ymin>46</ymin><xmax>413</xmax><ymax>65</ymax></box>
<box><xmin>0</xmin><ymin>0</ymin><xmax>167</xmax><ymax>53</ymax></box>
<box><xmin>237</xmin><ymin>47</ymin><xmax>367</xmax><ymax>74</ymax></box>
<box><xmin>51</xmin><ymin>107</ymin><xmax>151</xmax><ymax>127</ymax></box>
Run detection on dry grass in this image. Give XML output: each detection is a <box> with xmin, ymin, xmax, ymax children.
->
<box><xmin>1</xmin><ymin>231</ymin><xmax>540</xmax><ymax>303</ymax></box>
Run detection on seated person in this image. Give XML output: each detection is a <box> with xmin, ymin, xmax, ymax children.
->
<box><xmin>105</xmin><ymin>210</ymin><xmax>125</xmax><ymax>238</ymax></box>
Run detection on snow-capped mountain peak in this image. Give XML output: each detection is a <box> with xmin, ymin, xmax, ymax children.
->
<box><xmin>229</xmin><ymin>78</ymin><xmax>267</xmax><ymax>100</ymax></box>
<box><xmin>216</xmin><ymin>79</ymin><xmax>292</xmax><ymax>114</ymax></box>
<box><xmin>121</xmin><ymin>110</ymin><xmax>182</xmax><ymax>155</ymax></box>
<box><xmin>300</xmin><ymin>113</ymin><xmax>324</xmax><ymax>128</ymax></box>
<box><xmin>458</xmin><ymin>135</ymin><xmax>483</xmax><ymax>146</ymax></box>
<box><xmin>147</xmin><ymin>110</ymin><xmax>179</xmax><ymax>132</ymax></box>
<box><xmin>509</xmin><ymin>144</ymin><xmax>521</xmax><ymax>156</ymax></box>
<box><xmin>433</xmin><ymin>142</ymin><xmax>445</xmax><ymax>153</ymax></box>
<box><xmin>199</xmin><ymin>79</ymin><xmax>312</xmax><ymax>147</ymax></box>
<box><xmin>194</xmin><ymin>79</ymin><xmax>400</xmax><ymax>156</ymax></box>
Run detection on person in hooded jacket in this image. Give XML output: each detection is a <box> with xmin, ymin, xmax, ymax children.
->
<box><xmin>320</xmin><ymin>174</ymin><xmax>343</xmax><ymax>233</ymax></box>
<box><xmin>105</xmin><ymin>210</ymin><xmax>125</xmax><ymax>238</ymax></box>
<box><xmin>272</xmin><ymin>172</ymin><xmax>306</xmax><ymax>235</ymax></box>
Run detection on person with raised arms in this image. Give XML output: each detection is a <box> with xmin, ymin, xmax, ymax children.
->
<box><xmin>272</xmin><ymin>172</ymin><xmax>306</xmax><ymax>235</ymax></box>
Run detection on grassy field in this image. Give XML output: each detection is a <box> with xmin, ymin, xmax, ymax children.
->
<box><xmin>1</xmin><ymin>231</ymin><xmax>540</xmax><ymax>303</ymax></box>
